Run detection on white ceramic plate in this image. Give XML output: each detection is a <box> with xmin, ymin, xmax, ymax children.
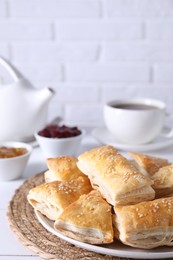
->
<box><xmin>92</xmin><ymin>127</ymin><xmax>173</xmax><ymax>152</ymax></box>
<box><xmin>35</xmin><ymin>210</ymin><xmax>173</xmax><ymax>259</ymax></box>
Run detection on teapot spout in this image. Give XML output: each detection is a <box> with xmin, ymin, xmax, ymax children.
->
<box><xmin>40</xmin><ymin>87</ymin><xmax>55</xmax><ymax>103</ymax></box>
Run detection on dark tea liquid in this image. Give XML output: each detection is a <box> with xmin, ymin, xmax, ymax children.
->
<box><xmin>112</xmin><ymin>103</ymin><xmax>158</xmax><ymax>110</ymax></box>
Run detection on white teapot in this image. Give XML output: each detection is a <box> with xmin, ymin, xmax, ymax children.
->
<box><xmin>0</xmin><ymin>57</ymin><xmax>55</xmax><ymax>141</ymax></box>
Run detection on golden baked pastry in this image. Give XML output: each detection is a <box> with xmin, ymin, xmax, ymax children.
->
<box><xmin>28</xmin><ymin>176</ymin><xmax>92</xmax><ymax>221</ymax></box>
<box><xmin>77</xmin><ymin>145</ymin><xmax>155</xmax><ymax>206</ymax></box>
<box><xmin>45</xmin><ymin>156</ymin><xmax>85</xmax><ymax>182</ymax></box>
<box><xmin>54</xmin><ymin>190</ymin><xmax>114</xmax><ymax>244</ymax></box>
<box><xmin>114</xmin><ymin>196</ymin><xmax>173</xmax><ymax>249</ymax></box>
<box><xmin>152</xmin><ymin>164</ymin><xmax>173</xmax><ymax>198</ymax></box>
<box><xmin>129</xmin><ymin>152</ymin><xmax>169</xmax><ymax>177</ymax></box>
<box><xmin>129</xmin><ymin>159</ymin><xmax>150</xmax><ymax>177</ymax></box>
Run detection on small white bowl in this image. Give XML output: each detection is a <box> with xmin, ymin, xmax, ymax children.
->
<box><xmin>0</xmin><ymin>141</ymin><xmax>32</xmax><ymax>181</ymax></box>
<box><xmin>35</xmin><ymin>129</ymin><xmax>85</xmax><ymax>159</ymax></box>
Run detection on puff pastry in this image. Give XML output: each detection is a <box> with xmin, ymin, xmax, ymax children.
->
<box><xmin>129</xmin><ymin>152</ymin><xmax>169</xmax><ymax>177</ymax></box>
<box><xmin>114</xmin><ymin>196</ymin><xmax>173</xmax><ymax>249</ymax></box>
<box><xmin>152</xmin><ymin>164</ymin><xmax>173</xmax><ymax>198</ymax></box>
<box><xmin>45</xmin><ymin>156</ymin><xmax>85</xmax><ymax>182</ymax></box>
<box><xmin>77</xmin><ymin>145</ymin><xmax>155</xmax><ymax>206</ymax></box>
<box><xmin>54</xmin><ymin>190</ymin><xmax>114</xmax><ymax>244</ymax></box>
<box><xmin>27</xmin><ymin>176</ymin><xmax>92</xmax><ymax>220</ymax></box>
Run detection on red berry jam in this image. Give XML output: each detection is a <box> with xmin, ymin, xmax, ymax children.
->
<box><xmin>38</xmin><ymin>124</ymin><xmax>81</xmax><ymax>138</ymax></box>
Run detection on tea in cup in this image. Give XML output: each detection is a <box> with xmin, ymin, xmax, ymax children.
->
<box><xmin>104</xmin><ymin>98</ymin><xmax>173</xmax><ymax>145</ymax></box>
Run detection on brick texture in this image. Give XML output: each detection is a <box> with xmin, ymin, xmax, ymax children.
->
<box><xmin>0</xmin><ymin>0</ymin><xmax>7</xmax><ymax>17</ymax></box>
<box><xmin>55</xmin><ymin>20</ymin><xmax>143</xmax><ymax>40</ymax></box>
<box><xmin>0</xmin><ymin>0</ymin><xmax>172</xmax><ymax>126</ymax></box>
<box><xmin>146</xmin><ymin>20</ymin><xmax>173</xmax><ymax>39</ymax></box>
<box><xmin>104</xmin><ymin>0</ymin><xmax>173</xmax><ymax>17</ymax></box>
<box><xmin>65</xmin><ymin>63</ymin><xmax>151</xmax><ymax>82</ymax></box>
<box><xmin>0</xmin><ymin>21</ymin><xmax>52</xmax><ymax>40</ymax></box>
<box><xmin>12</xmin><ymin>43</ymin><xmax>98</xmax><ymax>62</ymax></box>
<box><xmin>9</xmin><ymin>0</ymin><xmax>101</xmax><ymax>18</ymax></box>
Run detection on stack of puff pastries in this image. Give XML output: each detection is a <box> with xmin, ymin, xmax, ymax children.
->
<box><xmin>28</xmin><ymin>145</ymin><xmax>173</xmax><ymax>249</ymax></box>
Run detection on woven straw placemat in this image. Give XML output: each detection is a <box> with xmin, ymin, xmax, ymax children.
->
<box><xmin>7</xmin><ymin>172</ymin><xmax>149</xmax><ymax>260</ymax></box>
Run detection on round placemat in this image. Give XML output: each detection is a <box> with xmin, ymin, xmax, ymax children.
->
<box><xmin>7</xmin><ymin>172</ymin><xmax>136</xmax><ymax>260</ymax></box>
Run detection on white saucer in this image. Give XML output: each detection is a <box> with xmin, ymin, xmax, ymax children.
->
<box><xmin>92</xmin><ymin>127</ymin><xmax>173</xmax><ymax>152</ymax></box>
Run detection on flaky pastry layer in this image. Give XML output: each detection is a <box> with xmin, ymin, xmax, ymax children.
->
<box><xmin>77</xmin><ymin>145</ymin><xmax>155</xmax><ymax>206</ymax></box>
<box><xmin>129</xmin><ymin>152</ymin><xmax>169</xmax><ymax>177</ymax></box>
<box><xmin>45</xmin><ymin>156</ymin><xmax>85</xmax><ymax>182</ymax></box>
<box><xmin>114</xmin><ymin>196</ymin><xmax>173</xmax><ymax>249</ymax></box>
<box><xmin>54</xmin><ymin>190</ymin><xmax>113</xmax><ymax>244</ymax></box>
<box><xmin>28</xmin><ymin>176</ymin><xmax>92</xmax><ymax>220</ymax></box>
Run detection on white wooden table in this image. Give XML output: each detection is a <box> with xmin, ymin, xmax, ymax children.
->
<box><xmin>1</xmin><ymin>131</ymin><xmax>173</xmax><ymax>260</ymax></box>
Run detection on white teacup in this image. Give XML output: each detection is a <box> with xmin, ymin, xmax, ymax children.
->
<box><xmin>104</xmin><ymin>98</ymin><xmax>173</xmax><ymax>145</ymax></box>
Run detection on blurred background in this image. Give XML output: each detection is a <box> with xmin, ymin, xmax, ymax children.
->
<box><xmin>0</xmin><ymin>0</ymin><xmax>173</xmax><ymax>128</ymax></box>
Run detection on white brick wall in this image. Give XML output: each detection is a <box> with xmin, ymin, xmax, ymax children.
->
<box><xmin>12</xmin><ymin>43</ymin><xmax>98</xmax><ymax>62</ymax></box>
<box><xmin>14</xmin><ymin>62</ymin><xmax>63</xmax><ymax>81</ymax></box>
<box><xmin>146</xmin><ymin>20</ymin><xmax>173</xmax><ymax>40</ymax></box>
<box><xmin>103</xmin><ymin>42</ymin><xmax>173</xmax><ymax>61</ymax></box>
<box><xmin>0</xmin><ymin>0</ymin><xmax>173</xmax><ymax>127</ymax></box>
<box><xmin>0</xmin><ymin>0</ymin><xmax>6</xmax><ymax>17</ymax></box>
<box><xmin>153</xmin><ymin>64</ymin><xmax>173</xmax><ymax>82</ymax></box>
<box><xmin>65</xmin><ymin>63</ymin><xmax>151</xmax><ymax>82</ymax></box>
<box><xmin>55</xmin><ymin>20</ymin><xmax>143</xmax><ymax>40</ymax></box>
<box><xmin>9</xmin><ymin>0</ymin><xmax>101</xmax><ymax>18</ymax></box>
<box><xmin>104</xmin><ymin>0</ymin><xmax>173</xmax><ymax>17</ymax></box>
<box><xmin>0</xmin><ymin>21</ymin><xmax>52</xmax><ymax>40</ymax></box>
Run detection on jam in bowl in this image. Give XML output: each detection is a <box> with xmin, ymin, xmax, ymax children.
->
<box><xmin>35</xmin><ymin>124</ymin><xmax>84</xmax><ymax>158</ymax></box>
<box><xmin>0</xmin><ymin>146</ymin><xmax>28</xmax><ymax>158</ymax></box>
<box><xmin>0</xmin><ymin>141</ymin><xmax>32</xmax><ymax>181</ymax></box>
<box><xmin>38</xmin><ymin>124</ymin><xmax>81</xmax><ymax>138</ymax></box>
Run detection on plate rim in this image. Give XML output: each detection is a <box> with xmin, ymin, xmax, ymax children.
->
<box><xmin>35</xmin><ymin>210</ymin><xmax>173</xmax><ymax>259</ymax></box>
